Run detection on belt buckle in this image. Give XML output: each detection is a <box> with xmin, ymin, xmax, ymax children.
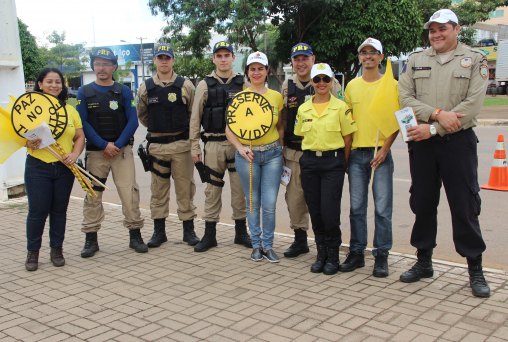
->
<box><xmin>316</xmin><ymin>151</ymin><xmax>322</xmax><ymax>157</ymax></box>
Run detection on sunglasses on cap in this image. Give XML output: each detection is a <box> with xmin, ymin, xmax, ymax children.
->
<box><xmin>312</xmin><ymin>75</ymin><xmax>332</xmax><ymax>83</ymax></box>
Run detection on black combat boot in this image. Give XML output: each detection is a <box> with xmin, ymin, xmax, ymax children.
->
<box><xmin>50</xmin><ymin>247</ymin><xmax>65</xmax><ymax>267</ymax></box>
<box><xmin>81</xmin><ymin>232</ymin><xmax>99</xmax><ymax>258</ymax></box>
<box><xmin>194</xmin><ymin>221</ymin><xmax>218</xmax><ymax>252</ymax></box>
<box><xmin>400</xmin><ymin>249</ymin><xmax>434</xmax><ymax>283</ymax></box>
<box><xmin>373</xmin><ymin>250</ymin><xmax>389</xmax><ymax>278</ymax></box>
<box><xmin>147</xmin><ymin>218</ymin><xmax>168</xmax><ymax>248</ymax></box>
<box><xmin>339</xmin><ymin>251</ymin><xmax>365</xmax><ymax>272</ymax></box>
<box><xmin>284</xmin><ymin>229</ymin><xmax>310</xmax><ymax>258</ymax></box>
<box><xmin>129</xmin><ymin>229</ymin><xmax>148</xmax><ymax>253</ymax></box>
<box><xmin>323</xmin><ymin>246</ymin><xmax>340</xmax><ymax>275</ymax></box>
<box><xmin>467</xmin><ymin>255</ymin><xmax>490</xmax><ymax>298</ymax></box>
<box><xmin>310</xmin><ymin>244</ymin><xmax>327</xmax><ymax>273</ymax></box>
<box><xmin>234</xmin><ymin>219</ymin><xmax>252</xmax><ymax>248</ymax></box>
<box><xmin>25</xmin><ymin>250</ymin><xmax>39</xmax><ymax>271</ymax></box>
<box><xmin>183</xmin><ymin>220</ymin><xmax>200</xmax><ymax>246</ymax></box>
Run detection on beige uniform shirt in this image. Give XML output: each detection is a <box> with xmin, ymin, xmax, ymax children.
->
<box><xmin>281</xmin><ymin>75</ymin><xmax>341</xmax><ymax>161</ymax></box>
<box><xmin>399</xmin><ymin>43</ymin><xmax>488</xmax><ymax>136</ymax></box>
<box><xmin>137</xmin><ymin>72</ymin><xmax>195</xmax><ymax>136</ymax></box>
<box><xmin>189</xmin><ymin>71</ymin><xmax>244</xmax><ymax>157</ymax></box>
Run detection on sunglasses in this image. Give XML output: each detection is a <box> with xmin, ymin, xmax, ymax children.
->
<box><xmin>312</xmin><ymin>75</ymin><xmax>332</xmax><ymax>83</ymax></box>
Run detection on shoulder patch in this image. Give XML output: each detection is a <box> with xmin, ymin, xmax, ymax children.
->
<box><xmin>470</xmin><ymin>48</ymin><xmax>487</xmax><ymax>57</ymax></box>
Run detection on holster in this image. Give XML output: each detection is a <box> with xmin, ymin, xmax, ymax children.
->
<box><xmin>137</xmin><ymin>141</ymin><xmax>151</xmax><ymax>172</ymax></box>
<box><xmin>194</xmin><ymin>162</ymin><xmax>225</xmax><ymax>187</ymax></box>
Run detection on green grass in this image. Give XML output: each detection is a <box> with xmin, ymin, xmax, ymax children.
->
<box><xmin>484</xmin><ymin>97</ymin><xmax>508</xmax><ymax>106</ymax></box>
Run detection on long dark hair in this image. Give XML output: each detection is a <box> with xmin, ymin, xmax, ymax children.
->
<box><xmin>34</xmin><ymin>68</ymin><xmax>68</xmax><ymax>103</ymax></box>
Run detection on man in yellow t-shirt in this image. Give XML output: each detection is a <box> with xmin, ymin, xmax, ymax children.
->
<box><xmin>342</xmin><ymin>38</ymin><xmax>399</xmax><ymax>278</ymax></box>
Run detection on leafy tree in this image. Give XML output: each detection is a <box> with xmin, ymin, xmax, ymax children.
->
<box><xmin>18</xmin><ymin>19</ymin><xmax>44</xmax><ymax>82</ymax></box>
<box><xmin>40</xmin><ymin>31</ymin><xmax>88</xmax><ymax>79</ymax></box>
<box><xmin>173</xmin><ymin>55</ymin><xmax>214</xmax><ymax>81</ymax></box>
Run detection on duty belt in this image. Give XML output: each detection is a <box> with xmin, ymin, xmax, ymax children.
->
<box><xmin>285</xmin><ymin>140</ymin><xmax>302</xmax><ymax>151</ymax></box>
<box><xmin>147</xmin><ymin>131</ymin><xmax>189</xmax><ymax>144</ymax></box>
<box><xmin>200</xmin><ymin>132</ymin><xmax>227</xmax><ymax>143</ymax></box>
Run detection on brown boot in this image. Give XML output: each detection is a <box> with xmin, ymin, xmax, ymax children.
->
<box><xmin>25</xmin><ymin>251</ymin><xmax>39</xmax><ymax>271</ymax></box>
<box><xmin>50</xmin><ymin>247</ymin><xmax>65</xmax><ymax>267</ymax></box>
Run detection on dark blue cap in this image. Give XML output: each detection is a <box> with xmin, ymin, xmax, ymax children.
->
<box><xmin>213</xmin><ymin>41</ymin><xmax>234</xmax><ymax>54</ymax></box>
<box><xmin>154</xmin><ymin>44</ymin><xmax>174</xmax><ymax>58</ymax></box>
<box><xmin>290</xmin><ymin>43</ymin><xmax>314</xmax><ymax>58</ymax></box>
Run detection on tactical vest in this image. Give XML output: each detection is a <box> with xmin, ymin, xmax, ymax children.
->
<box><xmin>202</xmin><ymin>75</ymin><xmax>244</xmax><ymax>133</ymax></box>
<box><xmin>83</xmin><ymin>82</ymin><xmax>127</xmax><ymax>149</ymax></box>
<box><xmin>146</xmin><ymin>76</ymin><xmax>189</xmax><ymax>133</ymax></box>
<box><xmin>285</xmin><ymin>79</ymin><xmax>313</xmax><ymax>146</ymax></box>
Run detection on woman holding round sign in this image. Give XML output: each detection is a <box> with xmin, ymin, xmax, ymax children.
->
<box><xmin>23</xmin><ymin>68</ymin><xmax>85</xmax><ymax>271</ymax></box>
<box><xmin>295</xmin><ymin>63</ymin><xmax>357</xmax><ymax>275</ymax></box>
<box><xmin>225</xmin><ymin>51</ymin><xmax>284</xmax><ymax>263</ymax></box>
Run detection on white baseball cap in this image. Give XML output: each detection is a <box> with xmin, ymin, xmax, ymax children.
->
<box><xmin>424</xmin><ymin>9</ymin><xmax>459</xmax><ymax>29</ymax></box>
<box><xmin>310</xmin><ymin>63</ymin><xmax>334</xmax><ymax>79</ymax></box>
<box><xmin>358</xmin><ymin>37</ymin><xmax>383</xmax><ymax>54</ymax></box>
<box><xmin>246</xmin><ymin>51</ymin><xmax>269</xmax><ymax>67</ymax></box>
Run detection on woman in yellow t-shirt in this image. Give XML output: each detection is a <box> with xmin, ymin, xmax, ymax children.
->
<box><xmin>24</xmin><ymin>68</ymin><xmax>85</xmax><ymax>271</ymax></box>
<box><xmin>295</xmin><ymin>63</ymin><xmax>357</xmax><ymax>275</ymax></box>
<box><xmin>226</xmin><ymin>51</ymin><xmax>284</xmax><ymax>263</ymax></box>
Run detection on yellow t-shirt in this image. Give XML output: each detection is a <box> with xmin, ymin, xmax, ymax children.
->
<box><xmin>344</xmin><ymin>76</ymin><xmax>398</xmax><ymax>148</ymax></box>
<box><xmin>235</xmin><ymin>88</ymin><xmax>283</xmax><ymax>146</ymax></box>
<box><xmin>294</xmin><ymin>96</ymin><xmax>357</xmax><ymax>151</ymax></box>
<box><xmin>312</xmin><ymin>101</ymin><xmax>330</xmax><ymax>116</ymax></box>
<box><xmin>29</xmin><ymin>104</ymin><xmax>83</xmax><ymax>163</ymax></box>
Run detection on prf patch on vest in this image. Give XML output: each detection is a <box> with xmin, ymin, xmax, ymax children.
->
<box><xmin>288</xmin><ymin>96</ymin><xmax>298</xmax><ymax>109</ymax></box>
<box><xmin>148</xmin><ymin>97</ymin><xmax>159</xmax><ymax>105</ymax></box>
<box><xmin>460</xmin><ymin>57</ymin><xmax>472</xmax><ymax>68</ymax></box>
<box><xmin>480</xmin><ymin>58</ymin><xmax>488</xmax><ymax>80</ymax></box>
<box><xmin>168</xmin><ymin>93</ymin><xmax>177</xmax><ymax>102</ymax></box>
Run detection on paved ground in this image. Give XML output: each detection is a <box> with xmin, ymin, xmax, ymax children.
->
<box><xmin>1</xmin><ymin>197</ymin><xmax>507</xmax><ymax>341</ymax></box>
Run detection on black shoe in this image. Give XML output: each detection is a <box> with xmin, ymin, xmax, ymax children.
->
<box><xmin>81</xmin><ymin>232</ymin><xmax>99</xmax><ymax>258</ymax></box>
<box><xmin>373</xmin><ymin>251</ymin><xmax>389</xmax><ymax>278</ymax></box>
<box><xmin>467</xmin><ymin>256</ymin><xmax>490</xmax><ymax>298</ymax></box>
<box><xmin>147</xmin><ymin>218</ymin><xmax>167</xmax><ymax>248</ymax></box>
<box><xmin>400</xmin><ymin>249</ymin><xmax>433</xmax><ymax>283</ymax></box>
<box><xmin>234</xmin><ymin>219</ymin><xmax>252</xmax><ymax>248</ymax></box>
<box><xmin>339</xmin><ymin>251</ymin><xmax>365</xmax><ymax>272</ymax></box>
<box><xmin>323</xmin><ymin>247</ymin><xmax>339</xmax><ymax>275</ymax></box>
<box><xmin>50</xmin><ymin>247</ymin><xmax>65</xmax><ymax>267</ymax></box>
<box><xmin>25</xmin><ymin>250</ymin><xmax>39</xmax><ymax>271</ymax></box>
<box><xmin>251</xmin><ymin>248</ymin><xmax>263</xmax><ymax>262</ymax></box>
<box><xmin>310</xmin><ymin>244</ymin><xmax>327</xmax><ymax>273</ymax></box>
<box><xmin>194</xmin><ymin>222</ymin><xmax>218</xmax><ymax>252</ymax></box>
<box><xmin>183</xmin><ymin>220</ymin><xmax>200</xmax><ymax>246</ymax></box>
<box><xmin>284</xmin><ymin>229</ymin><xmax>309</xmax><ymax>258</ymax></box>
<box><xmin>262</xmin><ymin>249</ymin><xmax>280</xmax><ymax>263</ymax></box>
<box><xmin>129</xmin><ymin>229</ymin><xmax>148</xmax><ymax>253</ymax></box>
<box><xmin>469</xmin><ymin>268</ymin><xmax>491</xmax><ymax>298</ymax></box>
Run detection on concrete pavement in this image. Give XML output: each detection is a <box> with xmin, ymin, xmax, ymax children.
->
<box><xmin>1</xmin><ymin>197</ymin><xmax>507</xmax><ymax>341</ymax></box>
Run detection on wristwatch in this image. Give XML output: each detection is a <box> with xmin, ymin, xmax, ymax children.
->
<box><xmin>429</xmin><ymin>124</ymin><xmax>437</xmax><ymax>136</ymax></box>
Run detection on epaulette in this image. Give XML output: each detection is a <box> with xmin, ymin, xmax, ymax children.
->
<box><xmin>407</xmin><ymin>48</ymin><xmax>425</xmax><ymax>58</ymax></box>
<box><xmin>470</xmin><ymin>47</ymin><xmax>487</xmax><ymax>57</ymax></box>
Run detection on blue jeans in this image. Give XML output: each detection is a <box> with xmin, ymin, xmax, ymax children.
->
<box><xmin>25</xmin><ymin>155</ymin><xmax>75</xmax><ymax>251</ymax></box>
<box><xmin>235</xmin><ymin>144</ymin><xmax>283</xmax><ymax>250</ymax></box>
<box><xmin>348</xmin><ymin>149</ymin><xmax>393</xmax><ymax>255</ymax></box>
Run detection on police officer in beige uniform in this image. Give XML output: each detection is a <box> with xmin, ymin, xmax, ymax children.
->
<box><xmin>77</xmin><ymin>47</ymin><xmax>146</xmax><ymax>258</ymax></box>
<box><xmin>399</xmin><ymin>9</ymin><xmax>490</xmax><ymax>297</ymax></box>
<box><xmin>281</xmin><ymin>43</ymin><xmax>341</xmax><ymax>258</ymax></box>
<box><xmin>137</xmin><ymin>43</ymin><xmax>199</xmax><ymax>248</ymax></box>
<box><xmin>189</xmin><ymin>41</ymin><xmax>251</xmax><ymax>252</ymax></box>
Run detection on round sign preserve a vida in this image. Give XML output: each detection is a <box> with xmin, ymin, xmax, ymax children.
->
<box><xmin>226</xmin><ymin>92</ymin><xmax>273</xmax><ymax>140</ymax></box>
<box><xmin>11</xmin><ymin>92</ymin><xmax>68</xmax><ymax>139</ymax></box>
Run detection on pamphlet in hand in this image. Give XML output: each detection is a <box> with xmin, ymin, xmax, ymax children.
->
<box><xmin>395</xmin><ymin>107</ymin><xmax>418</xmax><ymax>142</ymax></box>
<box><xmin>281</xmin><ymin>166</ymin><xmax>292</xmax><ymax>187</ymax></box>
<box><xmin>21</xmin><ymin>122</ymin><xmax>56</xmax><ymax>148</ymax></box>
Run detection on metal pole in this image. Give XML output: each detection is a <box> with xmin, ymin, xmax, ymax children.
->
<box><xmin>137</xmin><ymin>37</ymin><xmax>146</xmax><ymax>80</ymax></box>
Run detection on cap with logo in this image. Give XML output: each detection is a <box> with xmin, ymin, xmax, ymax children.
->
<box><xmin>290</xmin><ymin>43</ymin><xmax>314</xmax><ymax>58</ymax></box>
<box><xmin>424</xmin><ymin>9</ymin><xmax>459</xmax><ymax>29</ymax></box>
<box><xmin>154</xmin><ymin>43</ymin><xmax>174</xmax><ymax>58</ymax></box>
<box><xmin>357</xmin><ymin>37</ymin><xmax>383</xmax><ymax>54</ymax></box>
<box><xmin>213</xmin><ymin>41</ymin><xmax>234</xmax><ymax>54</ymax></box>
<box><xmin>310</xmin><ymin>63</ymin><xmax>334</xmax><ymax>79</ymax></box>
<box><xmin>90</xmin><ymin>47</ymin><xmax>118</xmax><ymax>70</ymax></box>
<box><xmin>246</xmin><ymin>51</ymin><xmax>269</xmax><ymax>67</ymax></box>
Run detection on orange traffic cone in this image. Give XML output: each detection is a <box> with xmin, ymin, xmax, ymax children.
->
<box><xmin>481</xmin><ymin>134</ymin><xmax>508</xmax><ymax>191</ymax></box>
